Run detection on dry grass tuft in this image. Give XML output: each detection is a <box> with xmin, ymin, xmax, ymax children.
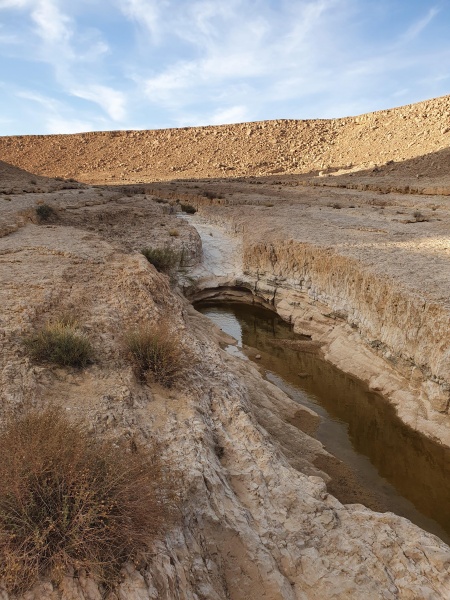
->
<box><xmin>0</xmin><ymin>406</ymin><xmax>177</xmax><ymax>594</ymax></box>
<box><xmin>141</xmin><ymin>247</ymin><xmax>180</xmax><ymax>273</ymax></box>
<box><xmin>125</xmin><ymin>323</ymin><xmax>185</xmax><ymax>387</ymax></box>
<box><xmin>23</xmin><ymin>319</ymin><xmax>94</xmax><ymax>368</ymax></box>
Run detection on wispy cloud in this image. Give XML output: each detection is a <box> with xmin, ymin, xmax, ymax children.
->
<box><xmin>0</xmin><ymin>0</ymin><xmax>127</xmax><ymax>126</ymax></box>
<box><xmin>399</xmin><ymin>7</ymin><xmax>439</xmax><ymax>45</ymax></box>
<box><xmin>45</xmin><ymin>116</ymin><xmax>94</xmax><ymax>134</ymax></box>
<box><xmin>1</xmin><ymin>0</ymin><xmax>450</xmax><ymax>134</ymax></box>
<box><xmin>16</xmin><ymin>89</ymin><xmax>95</xmax><ymax>133</ymax></box>
<box><xmin>71</xmin><ymin>85</ymin><xmax>127</xmax><ymax>121</ymax></box>
<box><xmin>31</xmin><ymin>0</ymin><xmax>72</xmax><ymax>45</ymax></box>
<box><xmin>118</xmin><ymin>0</ymin><xmax>165</xmax><ymax>42</ymax></box>
<box><xmin>208</xmin><ymin>105</ymin><xmax>250</xmax><ymax>125</ymax></box>
<box><xmin>141</xmin><ymin>0</ymin><xmax>340</xmax><ymax>109</ymax></box>
<box><xmin>0</xmin><ymin>0</ymin><xmax>31</xmax><ymax>7</ymax></box>
<box><xmin>174</xmin><ymin>104</ymin><xmax>250</xmax><ymax>128</ymax></box>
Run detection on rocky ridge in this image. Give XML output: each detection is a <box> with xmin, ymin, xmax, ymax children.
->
<box><xmin>0</xmin><ymin>95</ymin><xmax>450</xmax><ymax>191</ymax></box>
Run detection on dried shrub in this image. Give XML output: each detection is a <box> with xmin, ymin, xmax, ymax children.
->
<box><xmin>180</xmin><ymin>203</ymin><xmax>196</xmax><ymax>214</ymax></box>
<box><xmin>0</xmin><ymin>407</ymin><xmax>177</xmax><ymax>594</ymax></box>
<box><xmin>413</xmin><ymin>210</ymin><xmax>429</xmax><ymax>222</ymax></box>
<box><xmin>24</xmin><ymin>320</ymin><xmax>94</xmax><ymax>368</ymax></box>
<box><xmin>125</xmin><ymin>323</ymin><xmax>185</xmax><ymax>387</ymax></box>
<box><xmin>141</xmin><ymin>247</ymin><xmax>180</xmax><ymax>273</ymax></box>
<box><xmin>36</xmin><ymin>204</ymin><xmax>56</xmax><ymax>222</ymax></box>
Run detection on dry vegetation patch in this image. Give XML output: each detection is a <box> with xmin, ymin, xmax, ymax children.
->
<box><xmin>141</xmin><ymin>247</ymin><xmax>180</xmax><ymax>273</ymax></box>
<box><xmin>35</xmin><ymin>203</ymin><xmax>57</xmax><ymax>222</ymax></box>
<box><xmin>125</xmin><ymin>322</ymin><xmax>186</xmax><ymax>387</ymax></box>
<box><xmin>23</xmin><ymin>319</ymin><xmax>94</xmax><ymax>368</ymax></box>
<box><xmin>0</xmin><ymin>406</ymin><xmax>177</xmax><ymax>594</ymax></box>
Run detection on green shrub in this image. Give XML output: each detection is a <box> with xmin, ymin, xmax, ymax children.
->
<box><xmin>125</xmin><ymin>323</ymin><xmax>185</xmax><ymax>387</ymax></box>
<box><xmin>180</xmin><ymin>203</ymin><xmax>196</xmax><ymax>214</ymax></box>
<box><xmin>36</xmin><ymin>204</ymin><xmax>56</xmax><ymax>222</ymax></box>
<box><xmin>141</xmin><ymin>247</ymin><xmax>180</xmax><ymax>273</ymax></box>
<box><xmin>0</xmin><ymin>406</ymin><xmax>176</xmax><ymax>593</ymax></box>
<box><xmin>24</xmin><ymin>320</ymin><xmax>94</xmax><ymax>368</ymax></box>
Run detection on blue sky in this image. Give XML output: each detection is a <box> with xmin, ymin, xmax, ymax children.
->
<box><xmin>0</xmin><ymin>0</ymin><xmax>449</xmax><ymax>135</ymax></box>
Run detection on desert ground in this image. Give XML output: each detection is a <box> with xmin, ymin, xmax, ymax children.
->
<box><xmin>0</xmin><ymin>94</ymin><xmax>450</xmax><ymax>599</ymax></box>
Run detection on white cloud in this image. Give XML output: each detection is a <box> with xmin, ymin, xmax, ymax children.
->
<box><xmin>17</xmin><ymin>89</ymin><xmax>60</xmax><ymax>110</ymax></box>
<box><xmin>17</xmin><ymin>89</ymin><xmax>94</xmax><ymax>133</ymax></box>
<box><xmin>139</xmin><ymin>0</ymin><xmax>348</xmax><ymax>115</ymax></box>
<box><xmin>399</xmin><ymin>7</ymin><xmax>439</xmax><ymax>45</ymax></box>
<box><xmin>118</xmin><ymin>0</ymin><xmax>165</xmax><ymax>41</ymax></box>
<box><xmin>208</xmin><ymin>105</ymin><xmax>249</xmax><ymax>125</ymax></box>
<box><xmin>0</xmin><ymin>0</ymin><xmax>31</xmax><ymax>7</ymax></box>
<box><xmin>173</xmin><ymin>104</ymin><xmax>250</xmax><ymax>127</ymax></box>
<box><xmin>46</xmin><ymin>115</ymin><xmax>93</xmax><ymax>134</ymax></box>
<box><xmin>71</xmin><ymin>85</ymin><xmax>127</xmax><ymax>121</ymax></box>
<box><xmin>3</xmin><ymin>1</ymin><xmax>121</xmax><ymax>124</ymax></box>
<box><xmin>31</xmin><ymin>0</ymin><xmax>72</xmax><ymax>44</ymax></box>
<box><xmin>2</xmin><ymin>0</ymin><xmax>450</xmax><ymax>133</ymax></box>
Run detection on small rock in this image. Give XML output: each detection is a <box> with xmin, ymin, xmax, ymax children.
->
<box><xmin>298</xmin><ymin>372</ymin><xmax>309</xmax><ymax>378</ymax></box>
<box><xmin>255</xmin><ymin>354</ymin><xmax>261</xmax><ymax>359</ymax></box>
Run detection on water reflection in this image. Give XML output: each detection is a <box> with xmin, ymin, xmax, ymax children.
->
<box><xmin>197</xmin><ymin>302</ymin><xmax>450</xmax><ymax>544</ymax></box>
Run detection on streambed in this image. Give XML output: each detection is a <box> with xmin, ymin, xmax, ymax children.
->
<box><xmin>197</xmin><ymin>301</ymin><xmax>450</xmax><ymax>544</ymax></box>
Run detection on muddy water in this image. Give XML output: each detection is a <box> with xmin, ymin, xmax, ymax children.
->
<box><xmin>197</xmin><ymin>302</ymin><xmax>450</xmax><ymax>544</ymax></box>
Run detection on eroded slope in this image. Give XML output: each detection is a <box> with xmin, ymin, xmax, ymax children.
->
<box><xmin>0</xmin><ymin>95</ymin><xmax>450</xmax><ymax>191</ymax></box>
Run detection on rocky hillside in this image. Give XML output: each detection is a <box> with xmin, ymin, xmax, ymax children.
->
<box><xmin>0</xmin><ymin>95</ymin><xmax>449</xmax><ymax>185</ymax></box>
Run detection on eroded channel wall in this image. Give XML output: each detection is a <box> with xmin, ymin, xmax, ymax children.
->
<box><xmin>242</xmin><ymin>239</ymin><xmax>450</xmax><ymax>435</ymax></box>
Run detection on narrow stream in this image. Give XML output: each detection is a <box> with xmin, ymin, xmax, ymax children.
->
<box><xmin>197</xmin><ymin>302</ymin><xmax>450</xmax><ymax>545</ymax></box>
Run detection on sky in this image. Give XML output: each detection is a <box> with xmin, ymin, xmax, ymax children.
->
<box><xmin>0</xmin><ymin>0</ymin><xmax>449</xmax><ymax>135</ymax></box>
